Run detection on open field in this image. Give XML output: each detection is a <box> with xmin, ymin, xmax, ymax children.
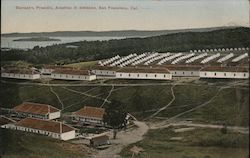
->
<box><xmin>120</xmin><ymin>127</ymin><xmax>249</xmax><ymax>158</ymax></box>
<box><xmin>0</xmin><ymin>129</ymin><xmax>92</xmax><ymax>158</ymax></box>
<box><xmin>0</xmin><ymin>78</ymin><xmax>249</xmax><ymax>126</ymax></box>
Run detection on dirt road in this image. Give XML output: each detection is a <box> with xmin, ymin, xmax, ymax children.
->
<box><xmin>92</xmin><ymin>121</ymin><xmax>149</xmax><ymax>158</ymax></box>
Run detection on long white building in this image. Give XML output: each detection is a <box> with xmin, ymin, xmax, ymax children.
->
<box><xmin>51</xmin><ymin>69</ymin><xmax>96</xmax><ymax>81</ymax></box>
<box><xmin>91</xmin><ymin>66</ymin><xmax>118</xmax><ymax>77</ymax></box>
<box><xmin>116</xmin><ymin>67</ymin><xmax>172</xmax><ymax>80</ymax></box>
<box><xmin>165</xmin><ymin>65</ymin><xmax>202</xmax><ymax>77</ymax></box>
<box><xmin>1</xmin><ymin>118</ymin><xmax>75</xmax><ymax>141</ymax></box>
<box><xmin>12</xmin><ymin>102</ymin><xmax>61</xmax><ymax>120</ymax></box>
<box><xmin>1</xmin><ymin>68</ymin><xmax>40</xmax><ymax>80</ymax></box>
<box><xmin>40</xmin><ymin>65</ymin><xmax>72</xmax><ymax>74</ymax></box>
<box><xmin>200</xmin><ymin>67</ymin><xmax>249</xmax><ymax>79</ymax></box>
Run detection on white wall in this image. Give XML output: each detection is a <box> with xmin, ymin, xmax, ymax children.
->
<box><xmin>92</xmin><ymin>70</ymin><xmax>116</xmax><ymax>76</ymax></box>
<box><xmin>2</xmin><ymin>124</ymin><xmax>75</xmax><ymax>141</ymax></box>
<box><xmin>60</xmin><ymin>130</ymin><xmax>76</xmax><ymax>140</ymax></box>
<box><xmin>116</xmin><ymin>72</ymin><xmax>172</xmax><ymax>80</ymax></box>
<box><xmin>74</xmin><ymin>116</ymin><xmax>104</xmax><ymax>125</ymax></box>
<box><xmin>170</xmin><ymin>70</ymin><xmax>200</xmax><ymax>77</ymax></box>
<box><xmin>1</xmin><ymin>73</ymin><xmax>41</xmax><ymax>80</ymax></box>
<box><xmin>51</xmin><ymin>73</ymin><xmax>96</xmax><ymax>81</ymax></box>
<box><xmin>200</xmin><ymin>71</ymin><xmax>249</xmax><ymax>79</ymax></box>
<box><xmin>49</xmin><ymin>111</ymin><xmax>61</xmax><ymax>120</ymax></box>
<box><xmin>40</xmin><ymin>68</ymin><xmax>54</xmax><ymax>74</ymax></box>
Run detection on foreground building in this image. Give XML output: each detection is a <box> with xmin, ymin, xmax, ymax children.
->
<box><xmin>1</xmin><ymin>117</ymin><xmax>75</xmax><ymax>140</ymax></box>
<box><xmin>200</xmin><ymin>66</ymin><xmax>249</xmax><ymax>79</ymax></box>
<box><xmin>72</xmin><ymin>106</ymin><xmax>105</xmax><ymax>126</ymax></box>
<box><xmin>51</xmin><ymin>69</ymin><xmax>96</xmax><ymax>81</ymax></box>
<box><xmin>1</xmin><ymin>68</ymin><xmax>40</xmax><ymax>80</ymax></box>
<box><xmin>12</xmin><ymin>102</ymin><xmax>61</xmax><ymax>120</ymax></box>
<box><xmin>115</xmin><ymin>67</ymin><xmax>172</xmax><ymax>80</ymax></box>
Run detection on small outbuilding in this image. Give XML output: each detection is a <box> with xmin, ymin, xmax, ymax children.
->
<box><xmin>90</xmin><ymin>135</ymin><xmax>110</xmax><ymax>147</ymax></box>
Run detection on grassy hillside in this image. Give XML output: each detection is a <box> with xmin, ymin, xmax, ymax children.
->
<box><xmin>0</xmin><ymin>129</ymin><xmax>90</xmax><ymax>158</ymax></box>
<box><xmin>2</xmin><ymin>27</ymin><xmax>250</xmax><ymax>65</ymax></box>
<box><xmin>120</xmin><ymin>127</ymin><xmax>249</xmax><ymax>158</ymax></box>
<box><xmin>0</xmin><ymin>79</ymin><xmax>248</xmax><ymax>126</ymax></box>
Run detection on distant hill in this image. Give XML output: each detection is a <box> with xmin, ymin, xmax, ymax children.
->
<box><xmin>1</xmin><ymin>26</ymin><xmax>239</xmax><ymax>37</ymax></box>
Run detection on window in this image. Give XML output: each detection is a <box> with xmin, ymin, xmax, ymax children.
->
<box><xmin>146</xmin><ymin>74</ymin><xmax>148</xmax><ymax>77</ymax></box>
<box><xmin>79</xmin><ymin>76</ymin><xmax>80</xmax><ymax>78</ymax></box>
<box><xmin>224</xmin><ymin>73</ymin><xmax>226</xmax><ymax>76</ymax></box>
<box><xmin>137</xmin><ymin>74</ymin><xmax>139</xmax><ymax>77</ymax></box>
<box><xmin>128</xmin><ymin>74</ymin><xmax>131</xmax><ymax>77</ymax></box>
<box><xmin>155</xmin><ymin>74</ymin><xmax>157</xmax><ymax>77</ymax></box>
<box><xmin>66</xmin><ymin>75</ymin><xmax>68</xmax><ymax>78</ymax></box>
<box><xmin>107</xmin><ymin>72</ymin><xmax>108</xmax><ymax>74</ymax></box>
<box><xmin>164</xmin><ymin>75</ymin><xmax>166</xmax><ymax>78</ymax></box>
<box><xmin>191</xmin><ymin>72</ymin><xmax>193</xmax><ymax>74</ymax></box>
<box><xmin>214</xmin><ymin>73</ymin><xmax>216</xmax><ymax>76</ymax></box>
<box><xmin>234</xmin><ymin>74</ymin><xmax>236</xmax><ymax>76</ymax></box>
<box><xmin>85</xmin><ymin>77</ymin><xmax>87</xmax><ymax>79</ymax></box>
<box><xmin>60</xmin><ymin>75</ymin><xmax>62</xmax><ymax>77</ymax></box>
<box><xmin>72</xmin><ymin>76</ymin><xmax>74</xmax><ymax>78</ymax></box>
<box><xmin>183</xmin><ymin>72</ymin><xmax>185</xmax><ymax>74</ymax></box>
<box><xmin>113</xmin><ymin>72</ymin><xmax>115</xmax><ymax>74</ymax></box>
<box><xmin>175</xmin><ymin>72</ymin><xmax>177</xmax><ymax>74</ymax></box>
<box><xmin>120</xmin><ymin>74</ymin><xmax>122</xmax><ymax>77</ymax></box>
<box><xmin>204</xmin><ymin>73</ymin><xmax>207</xmax><ymax>76</ymax></box>
<box><xmin>244</xmin><ymin>73</ymin><xmax>246</xmax><ymax>77</ymax></box>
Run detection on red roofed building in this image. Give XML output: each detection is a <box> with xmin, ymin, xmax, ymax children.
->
<box><xmin>1</xmin><ymin>118</ymin><xmax>75</xmax><ymax>140</ymax></box>
<box><xmin>1</xmin><ymin>68</ymin><xmax>40</xmax><ymax>80</ymax></box>
<box><xmin>12</xmin><ymin>102</ymin><xmax>61</xmax><ymax>120</ymax></box>
<box><xmin>72</xmin><ymin>106</ymin><xmax>105</xmax><ymax>126</ymax></box>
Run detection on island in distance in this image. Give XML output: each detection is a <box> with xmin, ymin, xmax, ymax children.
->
<box><xmin>13</xmin><ymin>37</ymin><xmax>61</xmax><ymax>42</ymax></box>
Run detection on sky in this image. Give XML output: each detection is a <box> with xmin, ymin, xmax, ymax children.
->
<box><xmin>1</xmin><ymin>0</ymin><xmax>249</xmax><ymax>33</ymax></box>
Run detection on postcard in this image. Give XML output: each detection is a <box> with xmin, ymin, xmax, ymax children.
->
<box><xmin>1</xmin><ymin>0</ymin><xmax>249</xmax><ymax>158</ymax></box>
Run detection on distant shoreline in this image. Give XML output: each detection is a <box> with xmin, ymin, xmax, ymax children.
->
<box><xmin>13</xmin><ymin>37</ymin><xmax>61</xmax><ymax>42</ymax></box>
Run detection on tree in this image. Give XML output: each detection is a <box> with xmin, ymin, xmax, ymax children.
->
<box><xmin>103</xmin><ymin>100</ymin><xmax>127</xmax><ymax>139</ymax></box>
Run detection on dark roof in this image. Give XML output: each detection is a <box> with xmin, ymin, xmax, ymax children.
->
<box><xmin>116</xmin><ymin>67</ymin><xmax>170</xmax><ymax>73</ymax></box>
<box><xmin>200</xmin><ymin>66</ymin><xmax>249</xmax><ymax>72</ymax></box>
<box><xmin>163</xmin><ymin>65</ymin><xmax>202</xmax><ymax>71</ymax></box>
<box><xmin>91</xmin><ymin>66</ymin><xmax>120</xmax><ymax>71</ymax></box>
<box><xmin>15</xmin><ymin>118</ymin><xmax>74</xmax><ymax>134</ymax></box>
<box><xmin>74</xmin><ymin>106</ymin><xmax>105</xmax><ymax>119</ymax></box>
<box><xmin>0</xmin><ymin>116</ymin><xmax>16</xmax><ymax>125</ymax></box>
<box><xmin>2</xmin><ymin>68</ymin><xmax>40</xmax><ymax>74</ymax></box>
<box><xmin>13</xmin><ymin>102</ymin><xmax>60</xmax><ymax>115</ymax></box>
<box><xmin>91</xmin><ymin>135</ymin><xmax>109</xmax><ymax>142</ymax></box>
<box><xmin>52</xmin><ymin>69</ymin><xmax>94</xmax><ymax>75</ymax></box>
<box><xmin>43</xmin><ymin>65</ymin><xmax>73</xmax><ymax>69</ymax></box>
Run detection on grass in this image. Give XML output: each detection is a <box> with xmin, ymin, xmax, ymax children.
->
<box><xmin>0</xmin><ymin>129</ymin><xmax>90</xmax><ymax>158</ymax></box>
<box><xmin>120</xmin><ymin>127</ymin><xmax>249</xmax><ymax>158</ymax></box>
<box><xmin>0</xmin><ymin>79</ymin><xmax>249</xmax><ymax>126</ymax></box>
<box><xmin>179</xmin><ymin>88</ymin><xmax>249</xmax><ymax>126</ymax></box>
